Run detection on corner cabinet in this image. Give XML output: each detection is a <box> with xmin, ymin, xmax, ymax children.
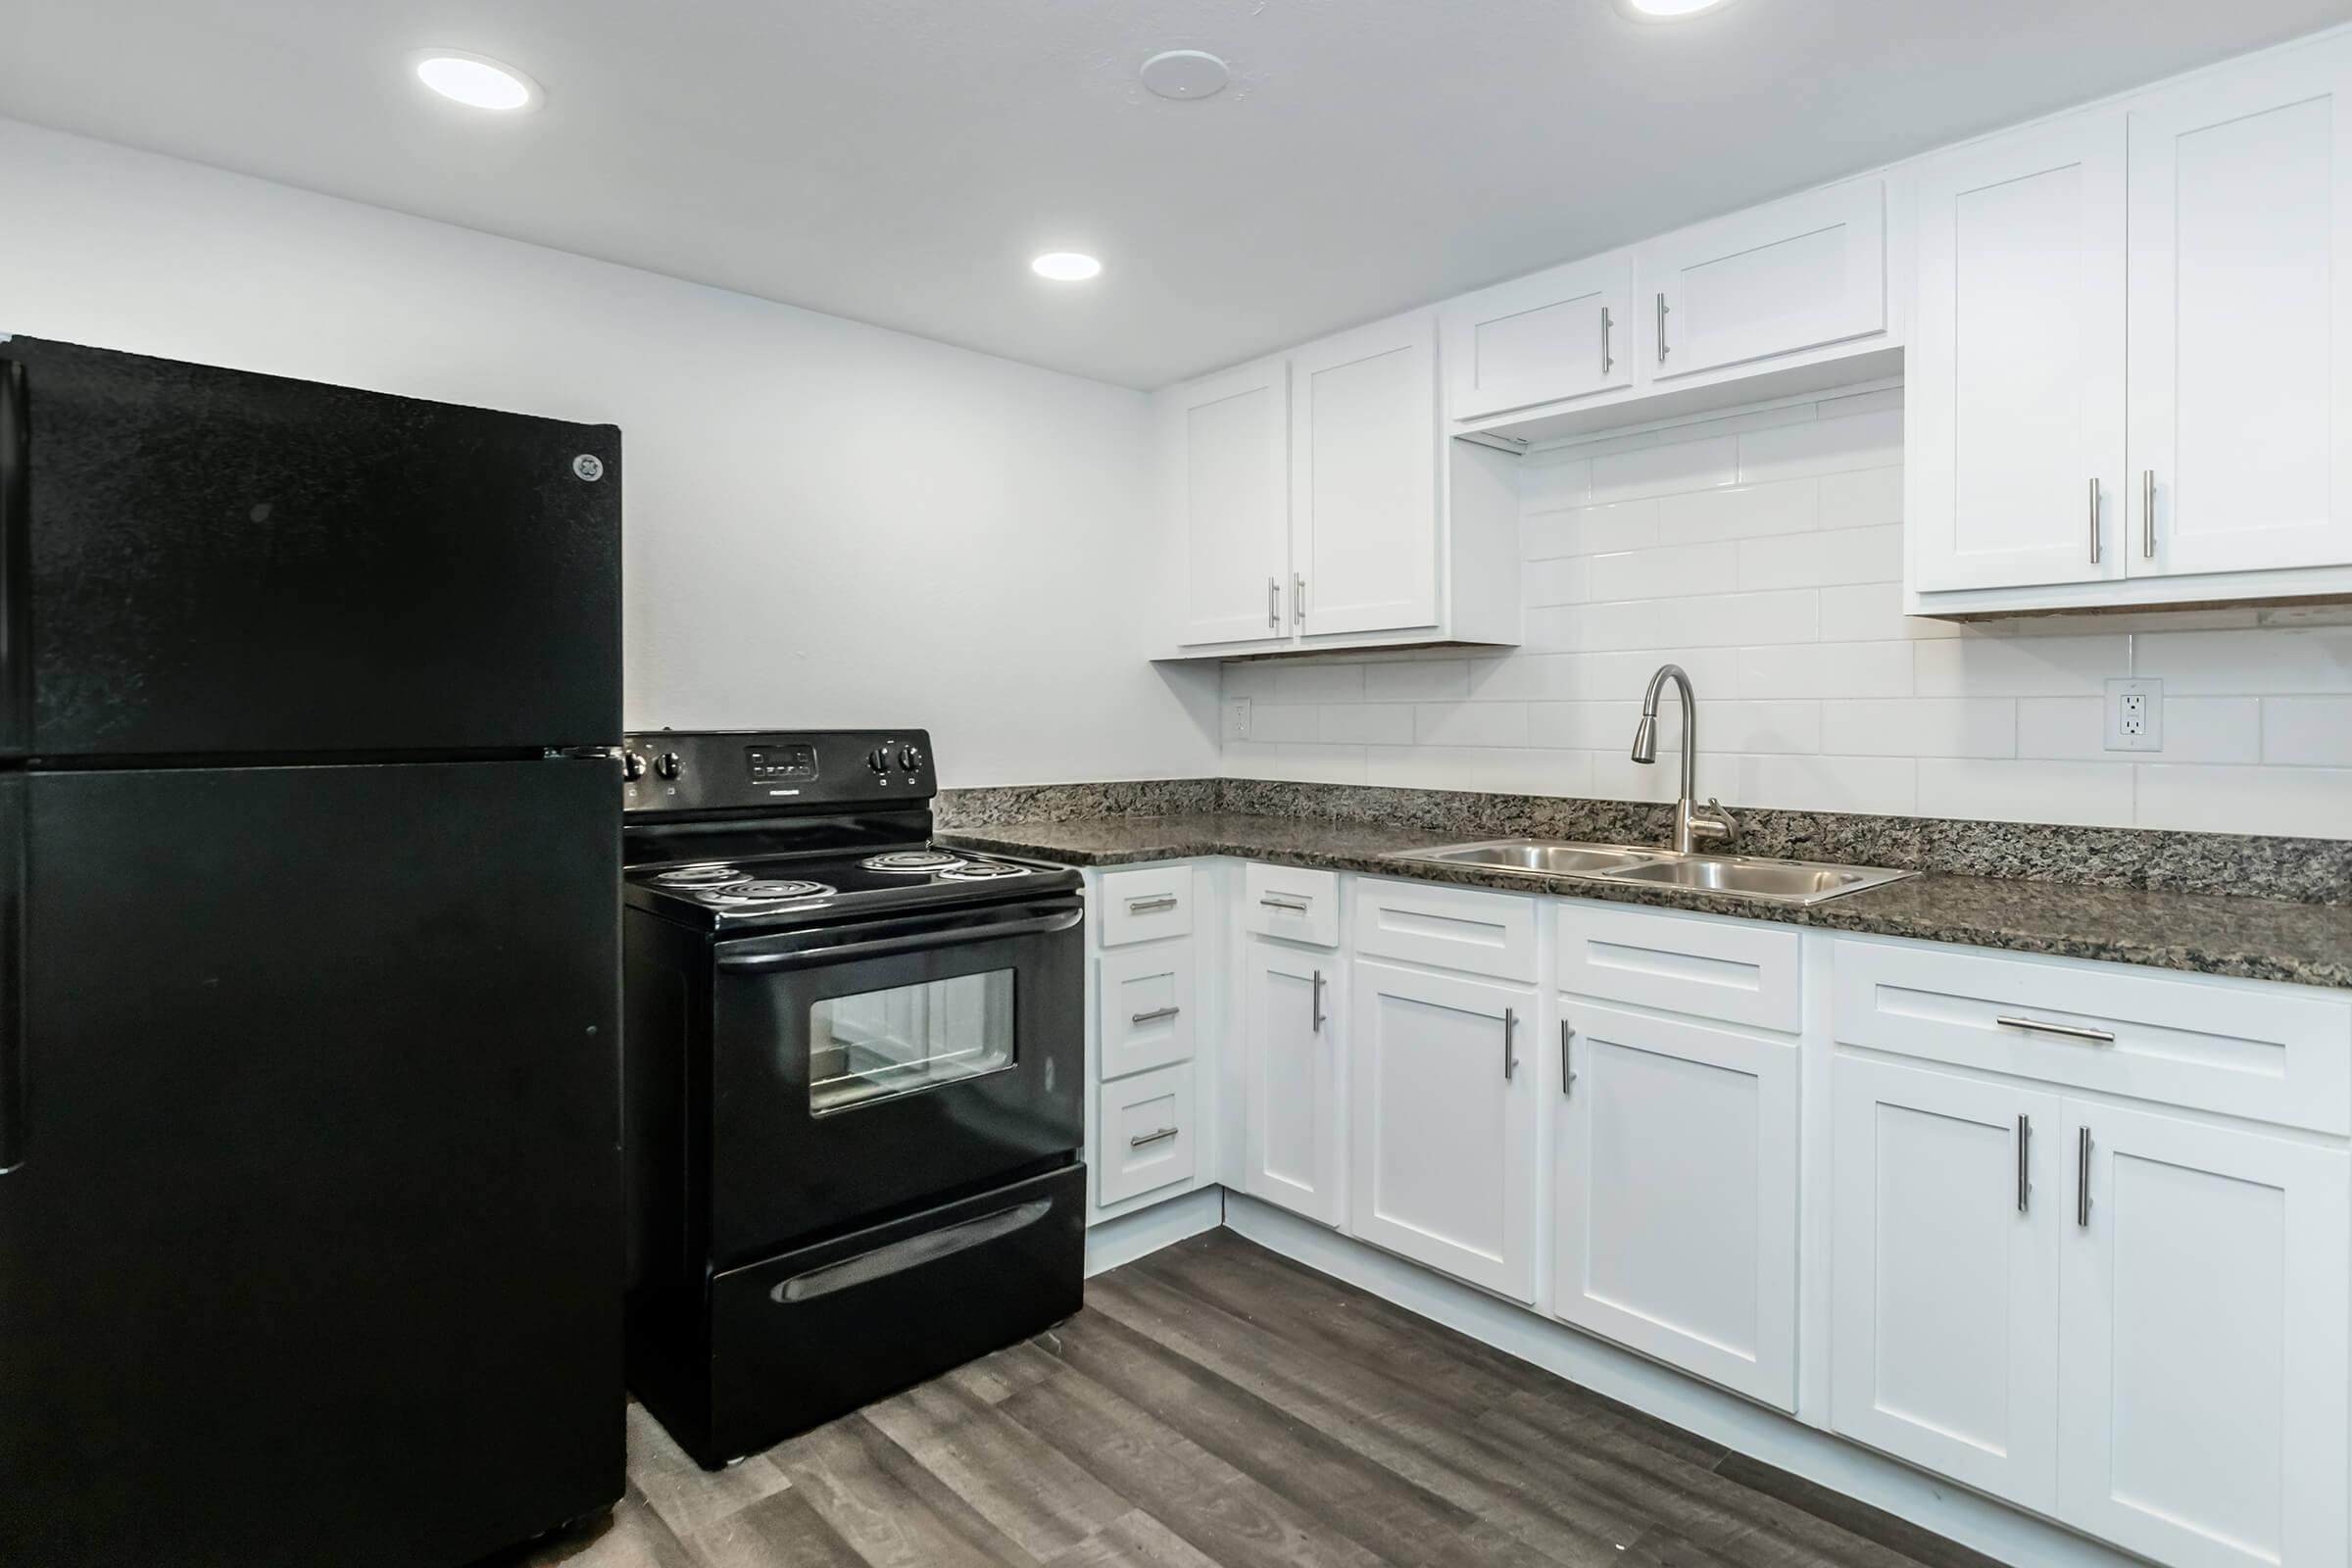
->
<box><xmin>1908</xmin><ymin>32</ymin><xmax>2352</xmax><ymax>614</ymax></box>
<box><xmin>1152</xmin><ymin>312</ymin><xmax>1522</xmax><ymax>660</ymax></box>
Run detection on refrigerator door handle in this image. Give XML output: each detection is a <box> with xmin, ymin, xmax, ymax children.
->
<box><xmin>0</xmin><ymin>777</ymin><xmax>22</xmax><ymax>1174</ymax></box>
<box><xmin>0</xmin><ymin>357</ymin><xmax>27</xmax><ymax>761</ymax></box>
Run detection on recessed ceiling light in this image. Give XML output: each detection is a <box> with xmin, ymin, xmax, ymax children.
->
<box><xmin>412</xmin><ymin>50</ymin><xmax>542</xmax><ymax>112</ymax></box>
<box><xmin>1140</xmin><ymin>50</ymin><xmax>1232</xmax><ymax>101</ymax></box>
<box><xmin>1618</xmin><ymin>0</ymin><xmax>1737</xmax><ymax>18</ymax></box>
<box><xmin>1031</xmin><ymin>253</ymin><xmax>1103</xmax><ymax>282</ymax></box>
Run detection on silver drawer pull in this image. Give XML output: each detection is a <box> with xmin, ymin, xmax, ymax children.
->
<box><xmin>1996</xmin><ymin>1015</ymin><xmax>2116</xmax><ymax>1045</ymax></box>
<box><xmin>1129</xmin><ymin>1005</ymin><xmax>1181</xmax><ymax>1026</ymax></box>
<box><xmin>1259</xmin><ymin>895</ymin><xmax>1311</xmax><ymax>912</ymax></box>
<box><xmin>1125</xmin><ymin>895</ymin><xmax>1178</xmax><ymax>914</ymax></box>
<box><xmin>1130</xmin><ymin>1126</ymin><xmax>1179</xmax><ymax>1149</ymax></box>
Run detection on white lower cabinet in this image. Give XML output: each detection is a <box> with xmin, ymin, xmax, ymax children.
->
<box><xmin>1242</xmin><ymin>939</ymin><xmax>1342</xmax><ymax>1226</ymax></box>
<box><xmin>2058</xmin><ymin>1102</ymin><xmax>2350</xmax><ymax>1568</ymax></box>
<box><xmin>1098</xmin><ymin>1062</ymin><xmax>1198</xmax><ymax>1208</ymax></box>
<box><xmin>1831</xmin><ymin>1056</ymin><xmax>2064</xmax><ymax>1512</ymax></box>
<box><xmin>1551</xmin><ymin>1001</ymin><xmax>1797</xmax><ymax>1409</ymax></box>
<box><xmin>1348</xmin><ymin>958</ymin><xmax>1537</xmax><ymax>1300</ymax></box>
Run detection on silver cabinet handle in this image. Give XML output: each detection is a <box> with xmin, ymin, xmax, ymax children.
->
<box><xmin>2142</xmin><ymin>469</ymin><xmax>2156</xmax><ymax>559</ymax></box>
<box><xmin>2017</xmin><ymin>1113</ymin><xmax>2032</xmax><ymax>1213</ymax></box>
<box><xmin>1599</xmin><ymin>305</ymin><xmax>1614</xmax><ymax>374</ymax></box>
<box><xmin>1129</xmin><ymin>1005</ymin><xmax>1181</xmax><ymax>1026</ymax></box>
<box><xmin>2077</xmin><ymin>1125</ymin><xmax>2092</xmax><ymax>1228</ymax></box>
<box><xmin>1310</xmin><ymin>969</ymin><xmax>1325</xmax><ymax>1034</ymax></box>
<box><xmin>1996</xmin><ymin>1015</ymin><xmax>2116</xmax><ymax>1045</ymax></box>
<box><xmin>1294</xmin><ymin>572</ymin><xmax>1305</xmax><ymax>626</ymax></box>
<box><xmin>1654</xmin><ymin>293</ymin><xmax>1670</xmax><ymax>363</ymax></box>
<box><xmin>1126</xmin><ymin>895</ymin><xmax>1178</xmax><ymax>914</ymax></box>
<box><xmin>1501</xmin><ymin>1007</ymin><xmax>1517</xmax><ymax>1081</ymax></box>
<box><xmin>1259</xmin><ymin>895</ymin><xmax>1311</xmax><ymax>912</ymax></box>
<box><xmin>1130</xmin><ymin>1126</ymin><xmax>1179</xmax><ymax>1149</ymax></box>
<box><xmin>1560</xmin><ymin>1019</ymin><xmax>1577</xmax><ymax>1098</ymax></box>
<box><xmin>1267</xmin><ymin>575</ymin><xmax>1280</xmax><ymax>629</ymax></box>
<box><xmin>2087</xmin><ymin>478</ymin><xmax>2101</xmax><ymax>564</ymax></box>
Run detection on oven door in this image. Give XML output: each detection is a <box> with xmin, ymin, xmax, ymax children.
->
<box><xmin>705</xmin><ymin>895</ymin><xmax>1084</xmax><ymax>1260</ymax></box>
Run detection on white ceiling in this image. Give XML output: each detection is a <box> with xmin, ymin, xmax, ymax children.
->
<box><xmin>1</xmin><ymin>1</ymin><xmax>2344</xmax><ymax>389</ymax></box>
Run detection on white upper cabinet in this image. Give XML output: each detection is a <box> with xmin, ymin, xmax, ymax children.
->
<box><xmin>1908</xmin><ymin>32</ymin><xmax>2352</xmax><ymax>613</ymax></box>
<box><xmin>1291</xmin><ymin>316</ymin><xmax>1440</xmax><ymax>638</ymax></box>
<box><xmin>1165</xmin><ymin>358</ymin><xmax>1290</xmax><ymax>648</ymax></box>
<box><xmin>2128</xmin><ymin>37</ymin><xmax>2352</xmax><ymax>579</ymax></box>
<box><xmin>1639</xmin><ymin>179</ymin><xmax>1887</xmax><ymax>382</ymax></box>
<box><xmin>1907</xmin><ymin>115</ymin><xmax>2128</xmax><ymax>593</ymax></box>
<box><xmin>1440</xmin><ymin>252</ymin><xmax>1634</xmax><ymax>420</ymax></box>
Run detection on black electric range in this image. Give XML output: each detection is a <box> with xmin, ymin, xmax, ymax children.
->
<box><xmin>620</xmin><ymin>730</ymin><xmax>1086</xmax><ymax>1468</ymax></box>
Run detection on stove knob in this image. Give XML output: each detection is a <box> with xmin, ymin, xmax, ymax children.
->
<box><xmin>898</xmin><ymin>744</ymin><xmax>925</xmax><ymax>773</ymax></box>
<box><xmin>866</xmin><ymin>747</ymin><xmax>893</xmax><ymax>775</ymax></box>
<box><xmin>653</xmin><ymin>752</ymin><xmax>683</xmax><ymax>780</ymax></box>
<box><xmin>621</xmin><ymin>750</ymin><xmax>648</xmax><ymax>781</ymax></box>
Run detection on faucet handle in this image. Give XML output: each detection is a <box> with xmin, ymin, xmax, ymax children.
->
<box><xmin>1698</xmin><ymin>797</ymin><xmax>1742</xmax><ymax>850</ymax></box>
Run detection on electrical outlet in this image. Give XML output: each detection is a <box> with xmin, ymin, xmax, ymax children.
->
<box><xmin>2104</xmin><ymin>677</ymin><xmax>2163</xmax><ymax>753</ymax></box>
<box><xmin>1223</xmin><ymin>695</ymin><xmax>1253</xmax><ymax>741</ymax></box>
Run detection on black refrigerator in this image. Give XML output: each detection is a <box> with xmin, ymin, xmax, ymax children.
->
<box><xmin>0</xmin><ymin>337</ymin><xmax>625</xmax><ymax>1566</ymax></box>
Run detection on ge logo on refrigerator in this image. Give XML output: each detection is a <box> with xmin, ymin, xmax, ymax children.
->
<box><xmin>571</xmin><ymin>454</ymin><xmax>605</xmax><ymax>482</ymax></box>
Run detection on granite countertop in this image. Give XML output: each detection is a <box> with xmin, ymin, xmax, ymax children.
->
<box><xmin>941</xmin><ymin>810</ymin><xmax>2352</xmax><ymax>991</ymax></box>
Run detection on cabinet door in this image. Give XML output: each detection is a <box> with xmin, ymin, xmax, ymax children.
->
<box><xmin>1242</xmin><ymin>942</ymin><xmax>1341</xmax><ymax>1227</ymax></box>
<box><xmin>2059</xmin><ymin>1102</ymin><xmax>2350</xmax><ymax>1568</ymax></box>
<box><xmin>2129</xmin><ymin>37</ymin><xmax>2352</xmax><ymax>577</ymax></box>
<box><xmin>1442</xmin><ymin>253</ymin><xmax>1635</xmax><ymax>420</ymax></box>
<box><xmin>1551</xmin><ymin>1004</ymin><xmax>1798</xmax><ymax>1409</ymax></box>
<box><xmin>1170</xmin><ymin>359</ymin><xmax>1291</xmax><ymax>647</ymax></box>
<box><xmin>1291</xmin><ymin>316</ymin><xmax>1440</xmax><ymax>638</ymax></box>
<box><xmin>1908</xmin><ymin>114</ymin><xmax>2128</xmax><ymax>592</ymax></box>
<box><xmin>1637</xmin><ymin>180</ymin><xmax>1886</xmax><ymax>383</ymax></box>
<box><xmin>1831</xmin><ymin>1057</ymin><xmax>2062</xmax><ymax>1512</ymax></box>
<box><xmin>1348</xmin><ymin>960</ymin><xmax>1536</xmax><ymax>1299</ymax></box>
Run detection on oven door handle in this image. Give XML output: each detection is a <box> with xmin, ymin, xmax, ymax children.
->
<box><xmin>714</xmin><ymin>906</ymin><xmax>1084</xmax><ymax>972</ymax></box>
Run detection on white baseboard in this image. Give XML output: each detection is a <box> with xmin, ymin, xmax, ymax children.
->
<box><xmin>1084</xmin><ymin>1186</ymin><xmax>1223</xmax><ymax>1277</ymax></box>
<box><xmin>1219</xmin><ymin>1193</ymin><xmax>2140</xmax><ymax>1568</ymax></box>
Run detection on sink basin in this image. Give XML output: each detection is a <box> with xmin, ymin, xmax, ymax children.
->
<box><xmin>1604</xmin><ymin>856</ymin><xmax>1913</xmax><ymax>905</ymax></box>
<box><xmin>1398</xmin><ymin>840</ymin><xmax>1662</xmax><ymax>876</ymax></box>
<box><xmin>1389</xmin><ymin>839</ymin><xmax>1915</xmax><ymax>906</ymax></box>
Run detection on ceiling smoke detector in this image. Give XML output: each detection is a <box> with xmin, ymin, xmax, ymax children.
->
<box><xmin>1139</xmin><ymin>50</ymin><xmax>1232</xmax><ymax>101</ymax></box>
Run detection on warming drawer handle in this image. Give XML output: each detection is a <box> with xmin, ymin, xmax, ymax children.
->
<box><xmin>713</xmin><ymin>906</ymin><xmax>1083</xmax><ymax>972</ymax></box>
<box><xmin>769</xmin><ymin>1197</ymin><xmax>1055</xmax><ymax>1304</ymax></box>
<box><xmin>1129</xmin><ymin>1005</ymin><xmax>1181</xmax><ymax>1026</ymax></box>
<box><xmin>1129</xmin><ymin>1127</ymin><xmax>1180</xmax><ymax>1149</ymax></box>
<box><xmin>1996</xmin><ymin>1015</ymin><xmax>2116</xmax><ymax>1045</ymax></box>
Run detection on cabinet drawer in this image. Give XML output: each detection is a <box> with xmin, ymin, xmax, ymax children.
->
<box><xmin>1098</xmin><ymin>941</ymin><xmax>1196</xmax><ymax>1080</ymax></box>
<box><xmin>1833</xmin><ymin>938</ymin><xmax>2352</xmax><ymax>1135</ymax></box>
<box><xmin>1098</xmin><ymin>1063</ymin><xmax>1198</xmax><ymax>1207</ymax></box>
<box><xmin>1557</xmin><ymin>904</ymin><xmax>1800</xmax><ymax>1034</ymax></box>
<box><xmin>1243</xmin><ymin>862</ymin><xmax>1341</xmax><ymax>947</ymax></box>
<box><xmin>1098</xmin><ymin>864</ymin><xmax>1193</xmax><ymax>947</ymax></box>
<box><xmin>1352</xmin><ymin>877</ymin><xmax>1538</xmax><ymax>983</ymax></box>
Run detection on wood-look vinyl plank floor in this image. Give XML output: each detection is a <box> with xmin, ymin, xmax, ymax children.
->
<box><xmin>501</xmin><ymin>1231</ymin><xmax>2010</xmax><ymax>1568</ymax></box>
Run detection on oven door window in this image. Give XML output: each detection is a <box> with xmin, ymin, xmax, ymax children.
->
<box><xmin>808</xmin><ymin>969</ymin><xmax>1017</xmax><ymax>1114</ymax></box>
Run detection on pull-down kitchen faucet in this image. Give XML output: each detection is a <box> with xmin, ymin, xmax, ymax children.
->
<box><xmin>1631</xmin><ymin>662</ymin><xmax>1740</xmax><ymax>855</ymax></box>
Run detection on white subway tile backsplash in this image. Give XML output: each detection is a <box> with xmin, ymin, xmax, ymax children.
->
<box><xmin>2262</xmin><ymin>696</ymin><xmax>2352</xmax><ymax>766</ymax></box>
<box><xmin>1590</xmin><ymin>435</ymin><xmax>1738</xmax><ymax>505</ymax></box>
<box><xmin>1363</xmin><ymin>660</ymin><xmax>1471</xmax><ymax>701</ymax></box>
<box><xmin>1213</xmin><ymin>398</ymin><xmax>2347</xmax><ymax>837</ymax></box>
<box><xmin>1917</xmin><ymin>759</ymin><xmax>2135</xmax><ymax>827</ymax></box>
<box><xmin>2135</xmin><ymin>764</ymin><xmax>2352</xmax><ymax>838</ymax></box>
<box><xmin>1821</xmin><ymin>699</ymin><xmax>2015</xmax><ymax>759</ymax></box>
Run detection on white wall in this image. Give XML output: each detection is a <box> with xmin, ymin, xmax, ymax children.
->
<box><xmin>1226</xmin><ymin>391</ymin><xmax>2352</xmax><ymax>839</ymax></box>
<box><xmin>0</xmin><ymin>118</ymin><xmax>1220</xmax><ymax>788</ymax></box>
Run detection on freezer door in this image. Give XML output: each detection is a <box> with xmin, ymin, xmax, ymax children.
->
<box><xmin>0</xmin><ymin>337</ymin><xmax>618</xmax><ymax>759</ymax></box>
<box><xmin>0</xmin><ymin>758</ymin><xmax>622</xmax><ymax>1567</ymax></box>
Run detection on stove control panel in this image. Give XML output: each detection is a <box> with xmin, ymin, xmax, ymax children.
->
<box><xmin>622</xmin><ymin>729</ymin><xmax>934</xmax><ymax>813</ymax></box>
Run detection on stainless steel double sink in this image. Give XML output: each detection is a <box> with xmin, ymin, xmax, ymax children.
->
<box><xmin>1386</xmin><ymin>839</ymin><xmax>1916</xmax><ymax>906</ymax></box>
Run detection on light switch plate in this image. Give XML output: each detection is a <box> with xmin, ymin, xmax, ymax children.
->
<box><xmin>2104</xmin><ymin>677</ymin><xmax>2162</xmax><ymax>752</ymax></box>
<box><xmin>1223</xmin><ymin>696</ymin><xmax>1253</xmax><ymax>741</ymax></box>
